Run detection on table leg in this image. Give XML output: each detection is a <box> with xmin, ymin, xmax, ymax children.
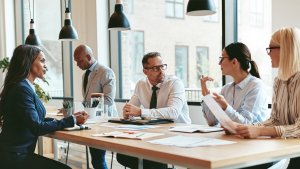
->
<box><xmin>138</xmin><ymin>157</ymin><xmax>143</xmax><ymax>169</ymax></box>
<box><xmin>38</xmin><ymin>136</ymin><xmax>43</xmax><ymax>155</ymax></box>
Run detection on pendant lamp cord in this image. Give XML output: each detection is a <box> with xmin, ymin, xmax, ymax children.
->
<box><xmin>64</xmin><ymin>0</ymin><xmax>71</xmax><ymax>10</ymax></box>
<box><xmin>28</xmin><ymin>0</ymin><xmax>32</xmax><ymax>19</ymax></box>
<box><xmin>28</xmin><ymin>0</ymin><xmax>34</xmax><ymax>20</ymax></box>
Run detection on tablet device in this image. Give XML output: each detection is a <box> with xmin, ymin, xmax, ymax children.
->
<box><xmin>108</xmin><ymin>118</ymin><xmax>174</xmax><ymax>125</ymax></box>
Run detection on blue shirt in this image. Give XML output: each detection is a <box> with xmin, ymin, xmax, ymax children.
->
<box><xmin>202</xmin><ymin>74</ymin><xmax>269</xmax><ymax>126</ymax></box>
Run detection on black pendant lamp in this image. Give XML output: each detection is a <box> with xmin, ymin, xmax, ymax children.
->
<box><xmin>108</xmin><ymin>0</ymin><xmax>131</xmax><ymax>31</ymax></box>
<box><xmin>59</xmin><ymin>0</ymin><xmax>78</xmax><ymax>40</ymax></box>
<box><xmin>186</xmin><ymin>0</ymin><xmax>216</xmax><ymax>16</ymax></box>
<box><xmin>25</xmin><ymin>0</ymin><xmax>41</xmax><ymax>46</ymax></box>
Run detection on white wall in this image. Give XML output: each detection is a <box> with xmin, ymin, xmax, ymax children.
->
<box><xmin>272</xmin><ymin>0</ymin><xmax>300</xmax><ymax>31</ymax></box>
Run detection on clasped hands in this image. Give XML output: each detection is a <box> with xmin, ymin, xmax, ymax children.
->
<box><xmin>74</xmin><ymin>111</ymin><xmax>89</xmax><ymax>125</ymax></box>
<box><xmin>122</xmin><ymin>103</ymin><xmax>141</xmax><ymax>119</ymax></box>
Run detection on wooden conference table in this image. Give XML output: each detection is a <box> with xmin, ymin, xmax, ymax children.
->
<box><xmin>45</xmin><ymin>122</ymin><xmax>300</xmax><ymax>169</ymax></box>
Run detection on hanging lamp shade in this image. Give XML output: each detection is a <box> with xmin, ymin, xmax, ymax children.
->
<box><xmin>186</xmin><ymin>0</ymin><xmax>216</xmax><ymax>16</ymax></box>
<box><xmin>59</xmin><ymin>7</ymin><xmax>78</xmax><ymax>40</ymax></box>
<box><xmin>25</xmin><ymin>19</ymin><xmax>42</xmax><ymax>46</ymax></box>
<box><xmin>108</xmin><ymin>0</ymin><xmax>130</xmax><ymax>31</ymax></box>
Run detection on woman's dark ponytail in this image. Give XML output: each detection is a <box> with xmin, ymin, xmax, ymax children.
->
<box><xmin>249</xmin><ymin>60</ymin><xmax>260</xmax><ymax>78</ymax></box>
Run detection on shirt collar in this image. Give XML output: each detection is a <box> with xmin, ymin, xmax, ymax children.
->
<box><xmin>233</xmin><ymin>74</ymin><xmax>252</xmax><ymax>89</ymax></box>
<box><xmin>147</xmin><ymin>78</ymin><xmax>162</xmax><ymax>89</ymax></box>
<box><xmin>25</xmin><ymin>79</ymin><xmax>36</xmax><ymax>93</ymax></box>
<box><xmin>88</xmin><ymin>61</ymin><xmax>97</xmax><ymax>71</ymax></box>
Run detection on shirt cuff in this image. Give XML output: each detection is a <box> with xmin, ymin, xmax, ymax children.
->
<box><xmin>141</xmin><ymin>109</ymin><xmax>151</xmax><ymax>118</ymax></box>
<box><xmin>72</xmin><ymin>115</ymin><xmax>77</xmax><ymax>125</ymax></box>
<box><xmin>224</xmin><ymin>105</ymin><xmax>234</xmax><ymax>116</ymax></box>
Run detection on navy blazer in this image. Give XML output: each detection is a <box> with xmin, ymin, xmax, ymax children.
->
<box><xmin>0</xmin><ymin>80</ymin><xmax>74</xmax><ymax>154</ymax></box>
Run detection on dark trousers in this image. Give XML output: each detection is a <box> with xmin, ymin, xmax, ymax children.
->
<box><xmin>89</xmin><ymin>147</ymin><xmax>108</xmax><ymax>169</ymax></box>
<box><xmin>117</xmin><ymin>153</ymin><xmax>168</xmax><ymax>169</ymax></box>
<box><xmin>241</xmin><ymin>162</ymin><xmax>273</xmax><ymax>169</ymax></box>
<box><xmin>287</xmin><ymin>157</ymin><xmax>300</xmax><ymax>169</ymax></box>
<box><xmin>0</xmin><ymin>151</ymin><xmax>71</xmax><ymax>169</ymax></box>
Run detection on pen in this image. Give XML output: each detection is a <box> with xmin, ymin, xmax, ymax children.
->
<box><xmin>125</xmin><ymin>101</ymin><xmax>134</xmax><ymax>120</ymax></box>
<box><xmin>135</xmin><ymin>133</ymin><xmax>145</xmax><ymax>137</ymax></box>
<box><xmin>79</xmin><ymin>125</ymin><xmax>89</xmax><ymax>130</ymax></box>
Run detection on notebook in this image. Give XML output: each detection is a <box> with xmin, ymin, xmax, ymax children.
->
<box><xmin>92</xmin><ymin>131</ymin><xmax>164</xmax><ymax>140</ymax></box>
<box><xmin>108</xmin><ymin>118</ymin><xmax>174</xmax><ymax>125</ymax></box>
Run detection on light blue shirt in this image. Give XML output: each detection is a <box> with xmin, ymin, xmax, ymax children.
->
<box><xmin>202</xmin><ymin>74</ymin><xmax>269</xmax><ymax>126</ymax></box>
<box><xmin>25</xmin><ymin>79</ymin><xmax>35</xmax><ymax>92</ymax></box>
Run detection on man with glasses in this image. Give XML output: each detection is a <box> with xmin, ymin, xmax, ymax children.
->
<box><xmin>117</xmin><ymin>52</ymin><xmax>191</xmax><ymax>169</ymax></box>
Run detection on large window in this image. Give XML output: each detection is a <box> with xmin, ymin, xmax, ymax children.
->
<box><xmin>117</xmin><ymin>0</ymin><xmax>222</xmax><ymax>101</ymax></box>
<box><xmin>249</xmin><ymin>0</ymin><xmax>264</xmax><ymax>27</ymax></box>
<box><xmin>22</xmin><ymin>0</ymin><xmax>64</xmax><ymax>97</ymax></box>
<box><xmin>121</xmin><ymin>31</ymin><xmax>145</xmax><ymax>98</ymax></box>
<box><xmin>196</xmin><ymin>47</ymin><xmax>209</xmax><ymax>87</ymax></box>
<box><xmin>175</xmin><ymin>46</ymin><xmax>188</xmax><ymax>87</ymax></box>
<box><xmin>237</xmin><ymin>0</ymin><xmax>272</xmax><ymax>99</ymax></box>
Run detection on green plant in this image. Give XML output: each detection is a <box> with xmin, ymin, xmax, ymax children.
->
<box><xmin>0</xmin><ymin>57</ymin><xmax>9</xmax><ymax>72</ymax></box>
<box><xmin>0</xmin><ymin>57</ymin><xmax>51</xmax><ymax>103</ymax></box>
<box><xmin>63</xmin><ymin>99</ymin><xmax>73</xmax><ymax>109</ymax></box>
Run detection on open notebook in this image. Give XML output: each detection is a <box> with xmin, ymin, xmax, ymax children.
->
<box><xmin>108</xmin><ymin>118</ymin><xmax>174</xmax><ymax>125</ymax></box>
<box><xmin>92</xmin><ymin>131</ymin><xmax>164</xmax><ymax>140</ymax></box>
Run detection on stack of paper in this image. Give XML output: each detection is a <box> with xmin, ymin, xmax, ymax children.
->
<box><xmin>148</xmin><ymin>135</ymin><xmax>235</xmax><ymax>147</ymax></box>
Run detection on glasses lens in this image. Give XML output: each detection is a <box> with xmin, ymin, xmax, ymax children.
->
<box><xmin>219</xmin><ymin>57</ymin><xmax>223</xmax><ymax>62</ymax></box>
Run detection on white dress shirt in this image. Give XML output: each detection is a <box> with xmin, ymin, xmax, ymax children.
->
<box><xmin>129</xmin><ymin>75</ymin><xmax>191</xmax><ymax>124</ymax></box>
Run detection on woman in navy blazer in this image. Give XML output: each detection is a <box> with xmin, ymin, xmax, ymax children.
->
<box><xmin>0</xmin><ymin>45</ymin><xmax>88</xmax><ymax>169</ymax></box>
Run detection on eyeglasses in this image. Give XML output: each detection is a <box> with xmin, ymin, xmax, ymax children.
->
<box><xmin>266</xmin><ymin>46</ymin><xmax>280</xmax><ymax>54</ymax></box>
<box><xmin>219</xmin><ymin>56</ymin><xmax>229</xmax><ymax>63</ymax></box>
<box><xmin>144</xmin><ymin>64</ymin><xmax>167</xmax><ymax>72</ymax></box>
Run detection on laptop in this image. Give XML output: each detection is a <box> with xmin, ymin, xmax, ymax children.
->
<box><xmin>108</xmin><ymin>118</ymin><xmax>174</xmax><ymax>125</ymax></box>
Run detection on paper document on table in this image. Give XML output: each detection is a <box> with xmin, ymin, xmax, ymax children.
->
<box><xmin>169</xmin><ymin>125</ymin><xmax>223</xmax><ymax>133</ymax></box>
<box><xmin>113</xmin><ymin>125</ymin><xmax>161</xmax><ymax>130</ymax></box>
<box><xmin>91</xmin><ymin>131</ymin><xmax>163</xmax><ymax>140</ymax></box>
<box><xmin>148</xmin><ymin>135</ymin><xmax>235</xmax><ymax>148</ymax></box>
<box><xmin>203</xmin><ymin>95</ymin><xmax>236</xmax><ymax>133</ymax></box>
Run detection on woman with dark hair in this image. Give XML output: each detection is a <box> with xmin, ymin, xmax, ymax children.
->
<box><xmin>201</xmin><ymin>42</ymin><xmax>269</xmax><ymax>126</ymax></box>
<box><xmin>0</xmin><ymin>45</ymin><xmax>88</xmax><ymax>169</ymax></box>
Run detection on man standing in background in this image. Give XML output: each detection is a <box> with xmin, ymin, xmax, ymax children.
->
<box><xmin>74</xmin><ymin>44</ymin><xmax>117</xmax><ymax>169</ymax></box>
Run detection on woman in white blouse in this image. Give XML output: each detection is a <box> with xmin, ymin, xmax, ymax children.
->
<box><xmin>201</xmin><ymin>42</ymin><xmax>269</xmax><ymax>126</ymax></box>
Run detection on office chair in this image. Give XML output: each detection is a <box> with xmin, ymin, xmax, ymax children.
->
<box><xmin>65</xmin><ymin>143</ymin><xmax>115</xmax><ymax>169</ymax></box>
<box><xmin>65</xmin><ymin>142</ymin><xmax>90</xmax><ymax>169</ymax></box>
